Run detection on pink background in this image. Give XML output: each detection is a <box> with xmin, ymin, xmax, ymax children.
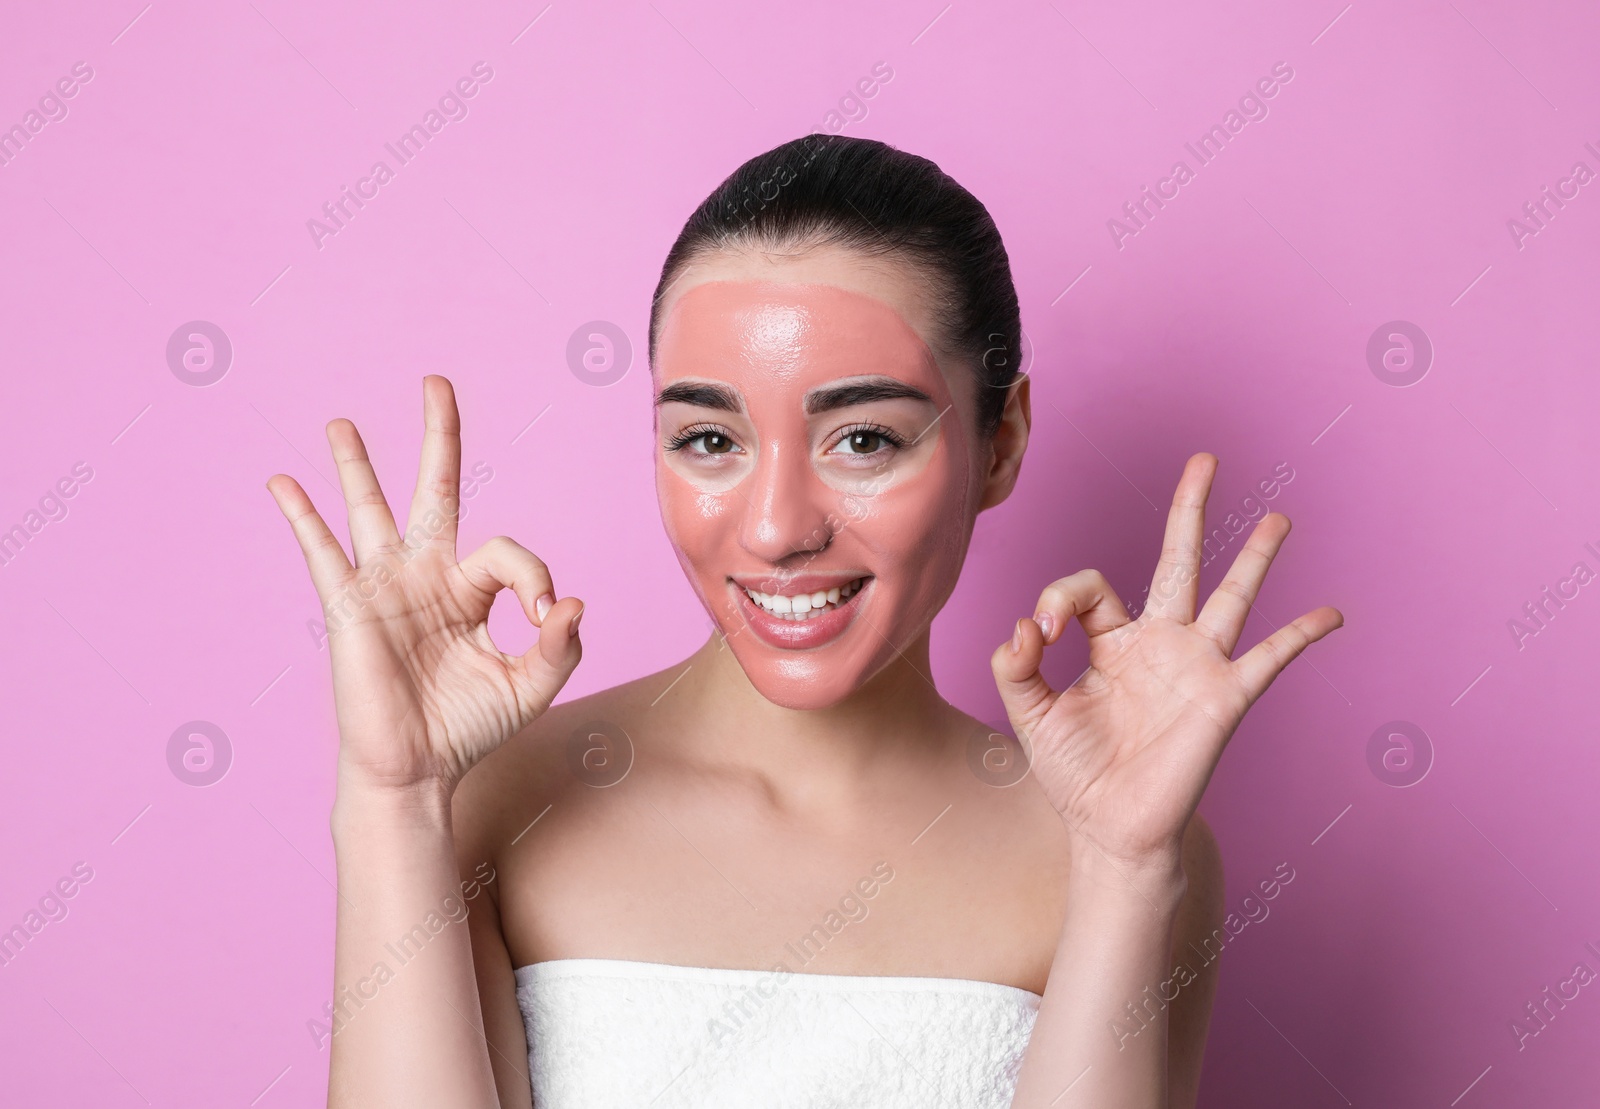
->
<box><xmin>3</xmin><ymin>1</ymin><xmax>1597</xmax><ymax>1104</ymax></box>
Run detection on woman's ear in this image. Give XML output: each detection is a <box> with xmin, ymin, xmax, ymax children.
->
<box><xmin>978</xmin><ymin>373</ymin><xmax>1031</xmax><ymax>512</ymax></box>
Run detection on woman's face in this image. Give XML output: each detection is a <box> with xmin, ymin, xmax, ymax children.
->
<box><xmin>652</xmin><ymin>247</ymin><xmax>1000</xmax><ymax>710</ymax></box>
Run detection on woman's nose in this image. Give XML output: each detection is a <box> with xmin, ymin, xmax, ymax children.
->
<box><xmin>738</xmin><ymin>439</ymin><xmax>834</xmax><ymax>561</ymax></box>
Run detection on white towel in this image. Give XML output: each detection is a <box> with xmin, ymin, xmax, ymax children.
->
<box><xmin>515</xmin><ymin>957</ymin><xmax>1041</xmax><ymax>1108</ymax></box>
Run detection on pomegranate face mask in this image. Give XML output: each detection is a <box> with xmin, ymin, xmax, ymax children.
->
<box><xmin>654</xmin><ymin>279</ymin><xmax>980</xmax><ymax>709</ymax></box>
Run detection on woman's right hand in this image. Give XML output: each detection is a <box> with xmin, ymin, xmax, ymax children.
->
<box><xmin>266</xmin><ymin>374</ymin><xmax>584</xmax><ymax>797</ymax></box>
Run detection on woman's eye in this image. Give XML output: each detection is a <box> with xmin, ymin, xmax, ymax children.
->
<box><xmin>671</xmin><ymin>429</ymin><xmax>740</xmax><ymax>455</ymax></box>
<box><xmin>832</xmin><ymin>428</ymin><xmax>900</xmax><ymax>455</ymax></box>
<box><xmin>695</xmin><ymin>432</ymin><xmax>736</xmax><ymax>454</ymax></box>
<box><xmin>841</xmin><ymin>431</ymin><xmax>884</xmax><ymax>454</ymax></box>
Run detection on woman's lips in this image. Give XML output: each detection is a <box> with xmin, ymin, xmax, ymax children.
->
<box><xmin>730</xmin><ymin>576</ymin><xmax>873</xmax><ymax>650</ymax></box>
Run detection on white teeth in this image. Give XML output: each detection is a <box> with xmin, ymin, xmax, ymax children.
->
<box><xmin>741</xmin><ymin>577</ymin><xmax>867</xmax><ymax>620</ymax></box>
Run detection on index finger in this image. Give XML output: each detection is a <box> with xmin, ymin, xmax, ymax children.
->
<box><xmin>405</xmin><ymin>374</ymin><xmax>462</xmax><ymax>551</ymax></box>
<box><xmin>1232</xmin><ymin>605</ymin><xmax>1344</xmax><ymax>703</ymax></box>
<box><xmin>267</xmin><ymin>474</ymin><xmax>353</xmax><ymax>598</ymax></box>
<box><xmin>1143</xmin><ymin>452</ymin><xmax>1217</xmax><ymax>623</ymax></box>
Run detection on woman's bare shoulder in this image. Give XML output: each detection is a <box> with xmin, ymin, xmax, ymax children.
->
<box><xmin>450</xmin><ymin>665</ymin><xmax>677</xmax><ymax>853</ymax></box>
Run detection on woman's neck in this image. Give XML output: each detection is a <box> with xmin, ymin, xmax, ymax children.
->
<box><xmin>657</xmin><ymin>629</ymin><xmax>961</xmax><ymax>808</ymax></box>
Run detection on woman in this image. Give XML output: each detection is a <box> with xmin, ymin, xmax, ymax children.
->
<box><xmin>267</xmin><ymin>134</ymin><xmax>1341</xmax><ymax>1108</ymax></box>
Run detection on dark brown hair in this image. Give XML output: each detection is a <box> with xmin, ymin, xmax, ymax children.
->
<box><xmin>649</xmin><ymin>134</ymin><xmax>1023</xmax><ymax>437</ymax></box>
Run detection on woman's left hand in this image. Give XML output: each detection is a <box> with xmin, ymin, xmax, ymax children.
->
<box><xmin>990</xmin><ymin>452</ymin><xmax>1343</xmax><ymax>872</ymax></box>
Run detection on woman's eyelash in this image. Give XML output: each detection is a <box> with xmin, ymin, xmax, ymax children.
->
<box><xmin>835</xmin><ymin>422</ymin><xmax>909</xmax><ymax>450</ymax></box>
<box><xmin>664</xmin><ymin>423</ymin><xmax>734</xmax><ymax>452</ymax></box>
<box><xmin>665</xmin><ymin>422</ymin><xmax>910</xmax><ymax>453</ymax></box>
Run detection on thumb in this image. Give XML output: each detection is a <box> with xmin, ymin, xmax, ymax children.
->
<box><xmin>514</xmin><ymin>596</ymin><xmax>584</xmax><ymax>711</ymax></box>
<box><xmin>990</xmin><ymin>617</ymin><xmax>1056</xmax><ymax>739</ymax></box>
<box><xmin>457</xmin><ymin>536</ymin><xmax>584</xmax><ymax>713</ymax></box>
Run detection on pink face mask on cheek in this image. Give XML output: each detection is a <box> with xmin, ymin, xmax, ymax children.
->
<box><xmin>653</xmin><ymin>280</ymin><xmax>978</xmax><ymax>710</ymax></box>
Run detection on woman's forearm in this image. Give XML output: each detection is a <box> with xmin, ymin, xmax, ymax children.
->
<box><xmin>327</xmin><ymin>775</ymin><xmax>499</xmax><ymax>1109</ymax></box>
<box><xmin>1009</xmin><ymin>841</ymin><xmax>1187</xmax><ymax>1109</ymax></box>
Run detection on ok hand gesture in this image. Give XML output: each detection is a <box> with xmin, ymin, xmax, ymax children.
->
<box><xmin>267</xmin><ymin>376</ymin><xmax>584</xmax><ymax>795</ymax></box>
<box><xmin>991</xmin><ymin>453</ymin><xmax>1342</xmax><ymax>868</ymax></box>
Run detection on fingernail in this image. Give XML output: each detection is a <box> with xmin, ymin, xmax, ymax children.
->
<box><xmin>1011</xmin><ymin>619</ymin><xmax>1024</xmax><ymax>654</ymax></box>
<box><xmin>568</xmin><ymin>605</ymin><xmax>584</xmax><ymax>637</ymax></box>
<box><xmin>534</xmin><ymin>593</ymin><xmax>554</xmax><ymax>622</ymax></box>
<box><xmin>1034</xmin><ymin>612</ymin><xmax>1054</xmax><ymax>641</ymax></box>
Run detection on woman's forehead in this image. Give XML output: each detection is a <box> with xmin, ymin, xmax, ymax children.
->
<box><xmin>654</xmin><ymin>278</ymin><xmax>945</xmax><ymax>402</ymax></box>
<box><xmin>660</xmin><ymin>243</ymin><xmax>936</xmax><ymax>320</ymax></box>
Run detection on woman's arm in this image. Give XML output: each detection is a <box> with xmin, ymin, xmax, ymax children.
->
<box><xmin>1011</xmin><ymin>844</ymin><xmax>1188</xmax><ymax>1108</ymax></box>
<box><xmin>456</xmin><ymin>866</ymin><xmax>537</xmax><ymax>1108</ymax></box>
<box><xmin>452</xmin><ymin>757</ymin><xmax>540</xmax><ymax>1109</ymax></box>
<box><xmin>993</xmin><ymin>452</ymin><xmax>1341</xmax><ymax>1108</ymax></box>
<box><xmin>1168</xmin><ymin>816</ymin><xmax>1225</xmax><ymax>1108</ymax></box>
<box><xmin>327</xmin><ymin>783</ymin><xmax>500</xmax><ymax>1107</ymax></box>
<box><xmin>1012</xmin><ymin>813</ymin><xmax>1222</xmax><ymax>1108</ymax></box>
<box><xmin>267</xmin><ymin>375</ymin><xmax>584</xmax><ymax>1108</ymax></box>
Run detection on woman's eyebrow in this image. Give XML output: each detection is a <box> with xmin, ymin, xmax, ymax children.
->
<box><xmin>654</xmin><ymin>381</ymin><xmax>744</xmax><ymax>412</ymax></box>
<box><xmin>803</xmin><ymin>378</ymin><xmax>933</xmax><ymax>414</ymax></box>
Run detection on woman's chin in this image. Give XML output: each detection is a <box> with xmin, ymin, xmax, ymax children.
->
<box><xmin>749</xmin><ymin>679</ymin><xmax>859</xmax><ymax>712</ymax></box>
<box><xmin>724</xmin><ymin>645</ymin><xmax>870</xmax><ymax>712</ymax></box>
<box><xmin>704</xmin><ymin>587</ymin><xmax>910</xmax><ymax>711</ymax></box>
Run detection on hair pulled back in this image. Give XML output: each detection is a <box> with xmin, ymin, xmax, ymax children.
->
<box><xmin>649</xmin><ymin>134</ymin><xmax>1023</xmax><ymax>437</ymax></box>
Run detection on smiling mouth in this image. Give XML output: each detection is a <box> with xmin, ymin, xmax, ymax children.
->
<box><xmin>739</xmin><ymin>576</ymin><xmax>870</xmax><ymax>621</ymax></box>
